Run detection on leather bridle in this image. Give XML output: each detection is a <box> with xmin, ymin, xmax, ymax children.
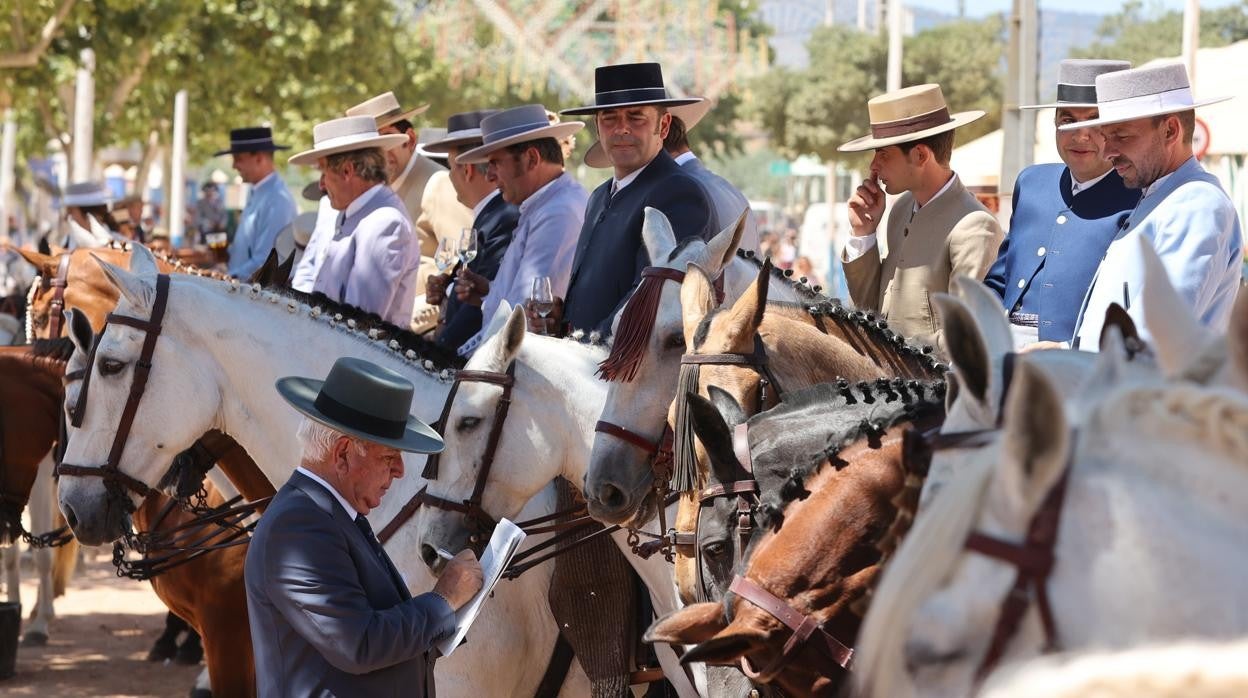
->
<box><xmin>41</xmin><ymin>253</ymin><xmax>72</xmax><ymax>339</ymax></box>
<box><xmin>55</xmin><ymin>274</ymin><xmax>171</xmax><ymax>508</ymax></box>
<box><xmin>728</xmin><ymin>574</ymin><xmax>854</xmax><ymax>683</ymax></box>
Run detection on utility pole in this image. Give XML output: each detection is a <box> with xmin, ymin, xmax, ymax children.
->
<box><xmin>169</xmin><ymin>90</ymin><xmax>188</xmax><ymax>247</ymax></box>
<box><xmin>0</xmin><ymin>110</ymin><xmax>15</xmax><ymax>242</ymax></box>
<box><xmin>825</xmin><ymin>0</ymin><xmax>835</xmax><ymax>26</ymax></box>
<box><xmin>999</xmin><ymin>0</ymin><xmax>1037</xmax><ymax>217</ymax></box>
<box><xmin>857</xmin><ymin>0</ymin><xmax>867</xmax><ymax>31</ymax></box>
<box><xmin>1182</xmin><ymin>0</ymin><xmax>1200</xmax><ymax>86</ymax></box>
<box><xmin>887</xmin><ymin>0</ymin><xmax>903</xmax><ymax>91</ymax></box>
<box><xmin>71</xmin><ymin>48</ymin><xmax>95</xmax><ymax>183</ymax></box>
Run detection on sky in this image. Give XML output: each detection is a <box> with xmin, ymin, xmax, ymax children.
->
<box><xmin>907</xmin><ymin>0</ymin><xmax>1242</xmax><ymax>17</ymax></box>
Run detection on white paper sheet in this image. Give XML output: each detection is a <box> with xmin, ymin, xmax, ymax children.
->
<box><xmin>436</xmin><ymin>518</ymin><xmax>527</xmax><ymax>657</ymax></box>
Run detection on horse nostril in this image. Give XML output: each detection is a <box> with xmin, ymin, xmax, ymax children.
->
<box><xmin>598</xmin><ymin>483</ymin><xmax>626</xmax><ymax>510</ymax></box>
<box><xmin>420</xmin><ymin>544</ymin><xmax>437</xmax><ymax>568</ymax></box>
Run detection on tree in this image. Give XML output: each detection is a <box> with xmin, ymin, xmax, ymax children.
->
<box><xmin>1077</xmin><ymin>0</ymin><xmax>1248</xmax><ymax>66</ymax></box>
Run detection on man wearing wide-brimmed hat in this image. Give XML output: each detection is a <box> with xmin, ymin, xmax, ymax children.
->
<box><xmin>289</xmin><ymin>115</ymin><xmax>422</xmax><ymax>326</ymax></box>
<box><xmin>454</xmin><ymin>104</ymin><xmax>588</xmax><ymax>355</ymax></box>
<box><xmin>246</xmin><ymin>357</ymin><xmax>483</xmax><ymax>698</ymax></box>
<box><xmin>345</xmin><ymin>92</ymin><xmax>473</xmax><ymax>333</ymax></box>
<box><xmin>985</xmin><ymin>59</ymin><xmax>1140</xmax><ymax>350</ymax></box>
<box><xmin>422</xmin><ymin>110</ymin><xmax>521</xmax><ymax>350</ymax></box>
<box><xmin>839</xmin><ymin>84</ymin><xmax>1004</xmax><ymax>353</ymax></box>
<box><xmin>583</xmin><ymin>98</ymin><xmax>758</xmax><ymax>252</ymax></box>
<box><xmin>57</xmin><ymin>181</ymin><xmax>119</xmax><ymax>249</ymax></box>
<box><xmin>548</xmin><ymin>62</ymin><xmax>714</xmax><ymax>336</ymax></box>
<box><xmin>216</xmin><ymin>126</ymin><xmax>299</xmax><ymax>280</ymax></box>
<box><xmin>1069</xmin><ymin>63</ymin><xmax>1242</xmax><ymax>348</ymax></box>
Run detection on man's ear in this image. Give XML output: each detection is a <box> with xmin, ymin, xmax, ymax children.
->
<box><xmin>658</xmin><ymin>110</ymin><xmax>672</xmax><ymax>139</ymax></box>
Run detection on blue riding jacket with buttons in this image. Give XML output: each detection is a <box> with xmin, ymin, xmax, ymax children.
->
<box><xmin>984</xmin><ymin>163</ymin><xmax>1139</xmax><ymax>342</ymax></box>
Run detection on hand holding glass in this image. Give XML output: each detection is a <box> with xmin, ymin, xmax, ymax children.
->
<box><xmin>529</xmin><ymin>276</ymin><xmax>554</xmax><ymax>335</ymax></box>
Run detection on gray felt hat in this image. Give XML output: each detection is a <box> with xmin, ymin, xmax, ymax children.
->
<box><xmin>276</xmin><ymin>357</ymin><xmax>444</xmax><ymax>453</ymax></box>
<box><xmin>455</xmin><ymin>105</ymin><xmax>583</xmax><ymax>165</ymax></box>
<box><xmin>1021</xmin><ymin>59</ymin><xmax>1132</xmax><ymax>110</ymax></box>
<box><xmin>1058</xmin><ymin>62</ymin><xmax>1232</xmax><ymax>130</ymax></box>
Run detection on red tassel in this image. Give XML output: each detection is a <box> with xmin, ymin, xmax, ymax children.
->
<box><xmin>596</xmin><ymin>273</ymin><xmax>669</xmax><ymax>383</ymax></box>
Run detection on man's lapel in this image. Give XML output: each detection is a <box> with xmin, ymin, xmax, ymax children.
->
<box><xmin>570</xmin><ymin>182</ymin><xmax>612</xmax><ymax>278</ymax></box>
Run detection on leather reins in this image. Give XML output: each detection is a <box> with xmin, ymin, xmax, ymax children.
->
<box><xmin>43</xmin><ymin>253</ymin><xmax>71</xmax><ymax>339</ymax></box>
<box><xmin>729</xmin><ymin>575</ymin><xmax>854</xmax><ymax>683</ymax></box>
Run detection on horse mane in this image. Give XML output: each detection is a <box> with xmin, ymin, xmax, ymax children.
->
<box><xmin>31</xmin><ymin>336</ymin><xmax>75</xmax><ymax>362</ymax></box>
<box><xmin>1095</xmin><ymin>385</ymin><xmax>1248</xmax><ymax>467</ymax></box>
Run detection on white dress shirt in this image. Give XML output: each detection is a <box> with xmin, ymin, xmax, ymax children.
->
<box><xmin>295</xmin><ymin>466</ymin><xmax>358</xmax><ymax>520</ymax></box>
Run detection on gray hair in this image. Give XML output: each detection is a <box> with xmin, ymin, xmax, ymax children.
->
<box><xmin>297</xmin><ymin>417</ymin><xmax>367</xmax><ymax>463</ymax></box>
<box><xmin>325</xmin><ymin>147</ymin><xmax>387</xmax><ymax>184</ymax></box>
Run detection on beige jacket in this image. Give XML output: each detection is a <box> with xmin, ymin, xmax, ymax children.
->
<box><xmin>842</xmin><ymin>175</ymin><xmax>1003</xmax><ymax>354</ymax></box>
<box><xmin>394</xmin><ymin>157</ymin><xmax>472</xmax><ymax>332</ymax></box>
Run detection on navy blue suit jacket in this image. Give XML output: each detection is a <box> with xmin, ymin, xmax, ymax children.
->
<box><xmin>984</xmin><ymin>164</ymin><xmax>1139</xmax><ymax>341</ymax></box>
<box><xmin>440</xmin><ymin>192</ymin><xmax>521</xmax><ymax>349</ymax></box>
<box><xmin>563</xmin><ymin>149</ymin><xmax>713</xmax><ymax>335</ymax></box>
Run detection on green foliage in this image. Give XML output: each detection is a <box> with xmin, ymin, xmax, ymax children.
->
<box><xmin>1076</xmin><ymin>0</ymin><xmax>1248</xmax><ymax>66</ymax></box>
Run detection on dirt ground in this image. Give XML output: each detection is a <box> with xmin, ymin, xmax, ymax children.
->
<box><xmin>1</xmin><ymin>547</ymin><xmax>203</xmax><ymax>697</ymax></box>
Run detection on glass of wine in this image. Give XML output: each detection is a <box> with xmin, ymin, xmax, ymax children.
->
<box><xmin>434</xmin><ymin>237</ymin><xmax>458</xmax><ymax>275</ymax></box>
<box><xmin>529</xmin><ymin>276</ymin><xmax>554</xmax><ymax>336</ymax></box>
<box><xmin>458</xmin><ymin>228</ymin><xmax>479</xmax><ymax>268</ymax></box>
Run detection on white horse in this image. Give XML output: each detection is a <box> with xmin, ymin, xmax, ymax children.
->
<box><xmin>582</xmin><ymin>209</ymin><xmax>808</xmax><ymax>525</ymax></box>
<box><xmin>56</xmin><ymin>244</ymin><xmax>588</xmax><ymax>696</ymax></box>
<box><xmin>853</xmin><ymin>331</ymin><xmax>1248</xmax><ymax>698</ymax></box>
<box><xmin>414</xmin><ymin>304</ymin><xmax>703</xmax><ymax>697</ymax></box>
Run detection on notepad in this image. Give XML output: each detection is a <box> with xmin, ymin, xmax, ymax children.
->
<box><xmin>436</xmin><ymin>518</ymin><xmax>527</xmax><ymax>657</ymax></box>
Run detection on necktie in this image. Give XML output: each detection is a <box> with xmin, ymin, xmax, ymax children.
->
<box><xmin>354</xmin><ymin>515</ymin><xmax>409</xmax><ymax>597</ymax></box>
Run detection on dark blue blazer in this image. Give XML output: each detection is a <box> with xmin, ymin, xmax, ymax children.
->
<box><xmin>440</xmin><ymin>192</ymin><xmax>521</xmax><ymax>349</ymax></box>
<box><xmin>245</xmin><ymin>471</ymin><xmax>455</xmax><ymax>698</ymax></box>
<box><xmin>563</xmin><ymin>149</ymin><xmax>713</xmax><ymax>335</ymax></box>
<box><xmin>984</xmin><ymin>164</ymin><xmax>1139</xmax><ymax>341</ymax></box>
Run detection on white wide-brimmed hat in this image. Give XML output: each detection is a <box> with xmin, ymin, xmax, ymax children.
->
<box><xmin>1057</xmin><ymin>62</ymin><xmax>1232</xmax><ymax>130</ymax></box>
<box><xmin>61</xmin><ymin>181</ymin><xmax>113</xmax><ymax>208</ymax></box>
<box><xmin>288</xmin><ymin>116</ymin><xmax>409</xmax><ymax>167</ymax></box>
<box><xmin>345</xmin><ymin>91</ymin><xmax>429</xmax><ymax>129</ymax></box>
<box><xmin>421</xmin><ymin>110</ymin><xmax>499</xmax><ymax>155</ymax></box>
<box><xmin>415</xmin><ymin>128</ymin><xmax>450</xmax><ymax>161</ymax></box>
<box><xmin>1022</xmin><ymin>58</ymin><xmax>1132</xmax><ymax>110</ymax></box>
<box><xmin>838</xmin><ymin>84</ymin><xmax>984</xmax><ymax>153</ymax></box>
<box><xmin>583</xmin><ymin>98</ymin><xmax>713</xmax><ymax>168</ymax></box>
<box><xmin>455</xmin><ymin>105</ymin><xmax>584</xmax><ymax>165</ymax></box>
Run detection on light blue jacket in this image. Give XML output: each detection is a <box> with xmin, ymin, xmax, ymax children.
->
<box><xmin>292</xmin><ymin>196</ymin><xmax>337</xmax><ymax>293</ymax></box>
<box><xmin>228</xmin><ymin>172</ymin><xmax>298</xmax><ymax>279</ymax></box>
<box><xmin>1074</xmin><ymin>157</ymin><xmax>1243</xmax><ymax>348</ymax></box>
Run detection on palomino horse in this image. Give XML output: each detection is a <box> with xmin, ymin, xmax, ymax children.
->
<box><xmin>56</xmin><ymin>245</ymin><xmax>589</xmax><ymax>697</ymax></box>
<box><xmin>646</xmin><ymin>380</ymin><xmax>947</xmax><ymax>697</ymax></box>
<box><xmin>412</xmin><ymin>305</ymin><xmax>701</xmax><ymax>697</ymax></box>
<box><xmin>853</xmin><ymin>331</ymin><xmax>1248</xmax><ymax>698</ymax></box>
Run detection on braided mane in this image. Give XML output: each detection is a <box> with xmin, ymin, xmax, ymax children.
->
<box><xmin>31</xmin><ymin>336</ymin><xmax>75</xmax><ymax>362</ymax></box>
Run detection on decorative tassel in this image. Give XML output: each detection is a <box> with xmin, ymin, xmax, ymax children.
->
<box><xmin>597</xmin><ymin>273</ymin><xmax>669</xmax><ymax>382</ymax></box>
<box><xmin>670</xmin><ymin>364</ymin><xmax>702</xmax><ymax>492</ymax></box>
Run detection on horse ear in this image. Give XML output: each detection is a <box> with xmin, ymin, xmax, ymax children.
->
<box><xmin>66</xmin><ymin>309</ymin><xmax>94</xmax><ymax>355</ymax></box>
<box><xmin>481</xmin><ymin>305</ymin><xmax>528</xmax><ymax>369</ymax></box>
<box><xmin>1098</xmin><ymin>303</ymin><xmax>1143</xmax><ymax>355</ymax></box>
<box><xmin>951</xmin><ymin>276</ymin><xmax>1012</xmax><ymax>361</ymax></box>
<box><xmin>932</xmin><ymin>293</ymin><xmax>990</xmax><ymax>404</ymax></box>
<box><xmin>686</xmin><ymin>391</ymin><xmax>750</xmax><ymax>485</ymax></box>
<box><xmin>276</xmin><ymin>251</ymin><xmax>296</xmax><ymax>288</ymax></box>
<box><xmin>676</xmin><ymin>620</ymin><xmax>767</xmax><ymax>666</ymax></box>
<box><xmin>644</xmin><ymin>602</ymin><xmax>728</xmax><ymax>646</ymax></box>
<box><xmin>706</xmin><ymin>385</ymin><xmax>748</xmax><ymax>428</ymax></box>
<box><xmin>724</xmin><ymin>257</ymin><xmax>771</xmax><ymax>347</ymax></box>
<box><xmin>250</xmin><ymin>249</ymin><xmax>280</xmax><ymax>285</ymax></box>
<box><xmin>680</xmin><ymin>262</ymin><xmax>717</xmax><ymax>348</ymax></box>
<box><xmin>1082</xmin><ymin>325</ymin><xmax>1128</xmax><ymax>404</ymax></box>
<box><xmin>127</xmin><ymin>241</ymin><xmax>161</xmax><ymax>279</ymax></box>
<box><xmin>93</xmin><ymin>254</ymin><xmax>154</xmax><ymax>310</ymax></box>
<box><xmin>16</xmin><ymin>247</ymin><xmax>56</xmax><ymax>275</ymax></box>
<box><xmin>999</xmin><ymin>361</ymin><xmax>1070</xmax><ymax>513</ymax></box>
<box><xmin>641</xmin><ymin>207</ymin><xmax>678</xmax><ymax>263</ymax></box>
<box><xmin>1136</xmin><ymin>235</ymin><xmax>1212</xmax><ymax>377</ymax></box>
<box><xmin>482</xmin><ymin>300</ymin><xmax>513</xmax><ymax>341</ymax></box>
<box><xmin>703</xmin><ymin>209</ymin><xmax>747</xmax><ymax>275</ymax></box>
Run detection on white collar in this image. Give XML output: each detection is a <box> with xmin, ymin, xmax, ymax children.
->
<box><xmin>1071</xmin><ymin>169</ymin><xmax>1112</xmax><ymax>196</ymax></box>
<box><xmin>673</xmin><ymin>151</ymin><xmax>698</xmax><ymax>166</ymax></box>
<box><xmin>472</xmin><ymin>189</ymin><xmax>501</xmax><ymax>220</ymax></box>
<box><xmin>911</xmin><ymin>172</ymin><xmax>958</xmax><ymax>214</ymax></box>
<box><xmin>1141</xmin><ymin>168</ymin><xmax>1178</xmax><ymax>199</ymax></box>
<box><xmin>612</xmin><ymin>157</ymin><xmax>652</xmax><ymax>193</ymax></box>
<box><xmin>343</xmin><ymin>183</ymin><xmax>387</xmax><ymax>217</ymax></box>
<box><xmin>389</xmin><ymin>152</ymin><xmax>421</xmax><ymax>192</ymax></box>
<box><xmin>519</xmin><ymin>173</ymin><xmax>564</xmax><ymax>214</ymax></box>
<box><xmin>296</xmin><ymin>466</ymin><xmax>359</xmax><ymax>520</ymax></box>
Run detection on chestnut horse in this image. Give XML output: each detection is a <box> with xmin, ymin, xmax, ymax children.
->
<box><xmin>647</xmin><ymin>381</ymin><xmax>946</xmax><ymax>696</ymax></box>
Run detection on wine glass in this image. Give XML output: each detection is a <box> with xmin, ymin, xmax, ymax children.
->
<box><xmin>434</xmin><ymin>237</ymin><xmax>458</xmax><ymax>274</ymax></box>
<box><xmin>529</xmin><ymin>276</ymin><xmax>554</xmax><ymax>336</ymax></box>
<box><xmin>458</xmin><ymin>228</ymin><xmax>479</xmax><ymax>268</ymax></box>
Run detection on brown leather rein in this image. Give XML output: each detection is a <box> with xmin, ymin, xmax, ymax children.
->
<box><xmin>729</xmin><ymin>575</ymin><xmax>854</xmax><ymax>682</ymax></box>
<box><xmin>42</xmin><ymin>253</ymin><xmax>72</xmax><ymax>339</ymax></box>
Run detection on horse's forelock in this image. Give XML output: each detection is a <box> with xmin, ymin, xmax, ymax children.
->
<box><xmin>597</xmin><ymin>273</ymin><xmax>670</xmax><ymax>382</ymax></box>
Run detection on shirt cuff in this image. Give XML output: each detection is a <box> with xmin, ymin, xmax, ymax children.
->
<box><xmin>843</xmin><ymin>234</ymin><xmax>878</xmax><ymax>262</ymax></box>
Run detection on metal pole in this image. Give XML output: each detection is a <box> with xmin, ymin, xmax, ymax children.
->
<box><xmin>999</xmin><ymin>0</ymin><xmax>1037</xmax><ymax>216</ymax></box>
<box><xmin>1182</xmin><ymin>0</ymin><xmax>1199</xmax><ymax>87</ymax></box>
<box><xmin>825</xmin><ymin>0</ymin><xmax>835</xmax><ymax>26</ymax></box>
<box><xmin>71</xmin><ymin>48</ymin><xmax>95</xmax><ymax>183</ymax></box>
<box><xmin>169</xmin><ymin>90</ymin><xmax>188</xmax><ymax>247</ymax></box>
<box><xmin>887</xmin><ymin>0</ymin><xmax>903</xmax><ymax>91</ymax></box>
<box><xmin>857</xmin><ymin>0</ymin><xmax>867</xmax><ymax>31</ymax></box>
<box><xmin>0</xmin><ymin>110</ymin><xmax>16</xmax><ymax>242</ymax></box>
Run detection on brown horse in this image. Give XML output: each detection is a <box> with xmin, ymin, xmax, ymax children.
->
<box><xmin>667</xmin><ymin>260</ymin><xmax>945</xmax><ymax>605</ymax></box>
<box><xmin>646</xmin><ymin>381</ymin><xmax>945</xmax><ymax>696</ymax></box>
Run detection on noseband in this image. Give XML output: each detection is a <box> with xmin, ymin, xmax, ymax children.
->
<box><xmin>55</xmin><ymin>274</ymin><xmax>171</xmax><ymax>508</ymax></box>
<box><xmin>728</xmin><ymin>574</ymin><xmax>854</xmax><ymax>683</ymax></box>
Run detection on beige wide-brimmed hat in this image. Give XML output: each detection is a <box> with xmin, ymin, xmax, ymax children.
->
<box><xmin>1056</xmin><ymin>63</ymin><xmax>1231</xmax><ymax>131</ymax></box>
<box><xmin>455</xmin><ymin>105</ymin><xmax>584</xmax><ymax>165</ymax></box>
<box><xmin>288</xmin><ymin>116</ymin><xmax>409</xmax><ymax>167</ymax></box>
<box><xmin>838</xmin><ymin>84</ymin><xmax>985</xmax><ymax>153</ymax></box>
<box><xmin>345</xmin><ymin>91</ymin><xmax>429</xmax><ymax>129</ymax></box>
<box><xmin>583</xmin><ymin>98</ymin><xmax>713</xmax><ymax>168</ymax></box>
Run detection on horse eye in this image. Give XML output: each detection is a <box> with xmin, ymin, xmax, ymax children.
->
<box><xmin>455</xmin><ymin>416</ymin><xmax>482</xmax><ymax>432</ymax></box>
<box><xmin>662</xmin><ymin>334</ymin><xmax>685</xmax><ymax>351</ymax></box>
<box><xmin>99</xmin><ymin>359</ymin><xmax>126</xmax><ymax>376</ymax></box>
<box><xmin>702</xmin><ymin>541</ymin><xmax>728</xmax><ymax>559</ymax></box>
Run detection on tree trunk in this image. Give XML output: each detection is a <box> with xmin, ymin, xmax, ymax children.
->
<box><xmin>134</xmin><ymin>128</ymin><xmax>161</xmax><ymax>200</ymax></box>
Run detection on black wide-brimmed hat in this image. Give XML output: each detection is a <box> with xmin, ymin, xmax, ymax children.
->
<box><xmin>561</xmin><ymin>62</ymin><xmax>701</xmax><ymax>116</ymax></box>
<box><xmin>420</xmin><ymin>110</ymin><xmax>500</xmax><ymax>154</ymax></box>
<box><xmin>214</xmin><ymin>126</ymin><xmax>291</xmax><ymax>157</ymax></box>
<box><xmin>276</xmin><ymin>357</ymin><xmax>444</xmax><ymax>454</ymax></box>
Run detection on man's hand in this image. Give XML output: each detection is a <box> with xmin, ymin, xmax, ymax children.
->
<box><xmin>432</xmin><ymin>550</ymin><xmax>484</xmax><ymax>611</ymax></box>
<box><xmin>426</xmin><ymin>273</ymin><xmax>452</xmax><ymax>305</ymax></box>
<box><xmin>847</xmin><ymin>176</ymin><xmax>887</xmax><ymax>237</ymax></box>
<box><xmin>454</xmin><ymin>268</ymin><xmax>489</xmax><ymax>307</ymax></box>
<box><xmin>1020</xmin><ymin>340</ymin><xmax>1069</xmax><ymax>353</ymax></box>
<box><xmin>525</xmin><ymin>296</ymin><xmax>564</xmax><ymax>336</ymax></box>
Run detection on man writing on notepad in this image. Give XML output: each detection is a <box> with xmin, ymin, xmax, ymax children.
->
<box><xmin>246</xmin><ymin>357</ymin><xmax>483</xmax><ymax>698</ymax></box>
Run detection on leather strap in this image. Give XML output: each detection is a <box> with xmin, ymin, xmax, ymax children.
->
<box><xmin>729</xmin><ymin>575</ymin><xmax>854</xmax><ymax>683</ymax></box>
<box><xmin>46</xmin><ymin>253</ymin><xmax>71</xmax><ymax>338</ymax></box>
<box><xmin>594</xmin><ymin>420</ymin><xmax>661</xmax><ymax>456</ymax></box>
